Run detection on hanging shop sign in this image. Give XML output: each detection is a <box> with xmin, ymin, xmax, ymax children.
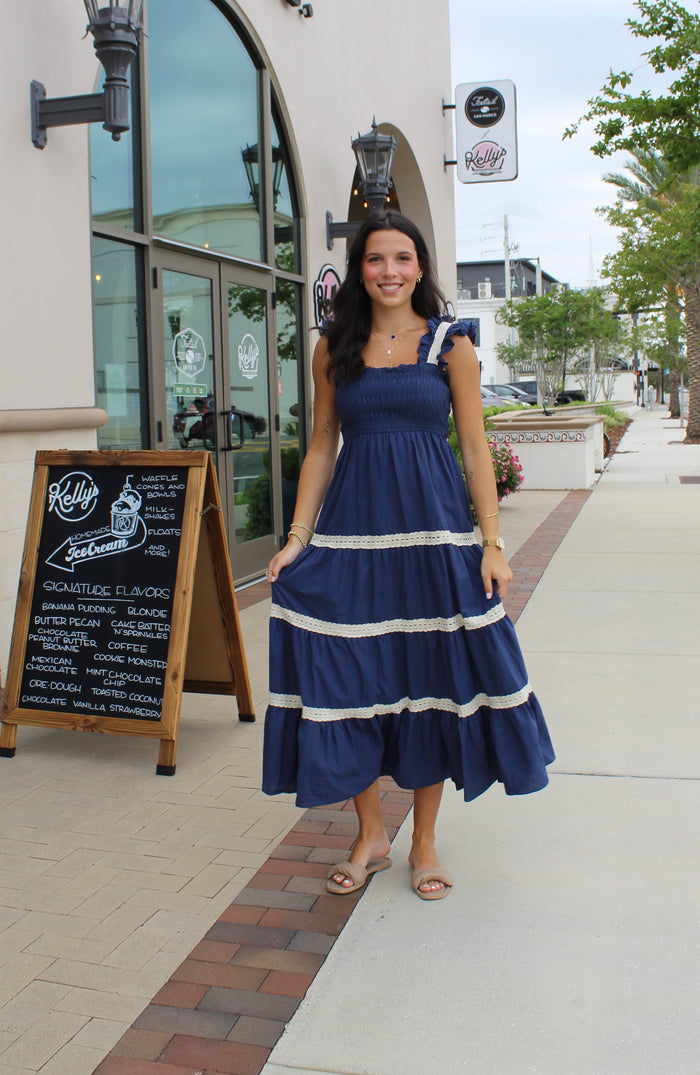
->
<box><xmin>0</xmin><ymin>450</ymin><xmax>254</xmax><ymax>775</ymax></box>
<box><xmin>455</xmin><ymin>80</ymin><xmax>518</xmax><ymax>184</ymax></box>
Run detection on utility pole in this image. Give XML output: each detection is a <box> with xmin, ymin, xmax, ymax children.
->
<box><xmin>503</xmin><ymin>214</ymin><xmax>511</xmax><ymax>302</ymax></box>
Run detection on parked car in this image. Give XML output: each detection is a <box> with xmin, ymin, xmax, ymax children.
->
<box><xmin>505</xmin><ymin>380</ymin><xmax>587</xmax><ymax>405</ymax></box>
<box><xmin>555</xmin><ymin>389</ymin><xmax>586</xmax><ymax>405</ymax></box>
<box><xmin>480</xmin><ymin>387</ymin><xmax>504</xmax><ymax>407</ymax></box>
<box><xmin>489</xmin><ymin>384</ymin><xmax>536</xmax><ymax>406</ymax></box>
<box><xmin>506</xmin><ymin>380</ymin><xmax>539</xmax><ymax>403</ymax></box>
<box><xmin>173</xmin><ymin>402</ymin><xmax>266</xmax><ymax>449</ymax></box>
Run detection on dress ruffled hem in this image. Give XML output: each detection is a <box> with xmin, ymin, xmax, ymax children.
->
<box><xmin>262</xmin><ymin>696</ymin><xmax>554</xmax><ymax>808</ymax></box>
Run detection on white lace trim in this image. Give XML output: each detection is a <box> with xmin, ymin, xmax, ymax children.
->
<box><xmin>270</xmin><ymin>602</ymin><xmax>505</xmax><ymax>637</ymax></box>
<box><xmin>310</xmin><ymin>529</ymin><xmax>478</xmax><ymax>550</ymax></box>
<box><xmin>268</xmin><ymin>683</ymin><xmax>532</xmax><ymax>722</ymax></box>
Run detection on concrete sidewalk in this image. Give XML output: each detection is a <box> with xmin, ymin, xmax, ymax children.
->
<box><xmin>262</xmin><ymin>406</ymin><xmax>700</xmax><ymax>1075</ymax></box>
<box><xmin>2</xmin><ymin>406</ymin><xmax>699</xmax><ymax>1074</ymax></box>
<box><xmin>0</xmin><ymin>456</ymin><xmax>563</xmax><ymax>1070</ymax></box>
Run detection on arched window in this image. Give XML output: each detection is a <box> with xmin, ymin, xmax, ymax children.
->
<box><xmin>149</xmin><ymin>0</ymin><xmax>262</xmax><ymax>260</ymax></box>
<box><xmin>90</xmin><ymin>0</ymin><xmax>304</xmax><ymax>581</ymax></box>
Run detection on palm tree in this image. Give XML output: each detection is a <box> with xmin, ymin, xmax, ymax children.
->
<box><xmin>603</xmin><ymin>151</ymin><xmax>688</xmax><ymax>419</ymax></box>
<box><xmin>602</xmin><ymin>151</ymin><xmax>700</xmax><ymax>436</ymax></box>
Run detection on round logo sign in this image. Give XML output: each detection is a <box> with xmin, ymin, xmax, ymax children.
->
<box><xmin>173</xmin><ymin>327</ymin><xmax>207</xmax><ymax>379</ymax></box>
<box><xmin>465</xmin><ymin>87</ymin><xmax>505</xmax><ymax>128</ymax></box>
<box><xmin>47</xmin><ymin>472</ymin><xmax>100</xmax><ymax>522</ymax></box>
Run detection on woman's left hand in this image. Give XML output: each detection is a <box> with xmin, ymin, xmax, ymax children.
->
<box><xmin>481</xmin><ymin>547</ymin><xmax>512</xmax><ymax>600</ymax></box>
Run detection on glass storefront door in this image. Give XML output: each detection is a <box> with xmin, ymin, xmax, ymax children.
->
<box><xmin>152</xmin><ymin>252</ymin><xmax>280</xmax><ymax>580</ymax></box>
<box><xmin>160</xmin><ymin>266</ymin><xmax>218</xmax><ymax>455</ymax></box>
<box><xmin>223</xmin><ymin>276</ymin><xmax>275</xmax><ymax>575</ymax></box>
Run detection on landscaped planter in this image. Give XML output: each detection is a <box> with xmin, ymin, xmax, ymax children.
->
<box><xmin>487</xmin><ymin>413</ymin><xmax>606</xmax><ymax>489</ymax></box>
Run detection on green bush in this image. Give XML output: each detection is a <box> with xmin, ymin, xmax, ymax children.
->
<box><xmin>594</xmin><ymin>403</ymin><xmax>629</xmax><ymax>430</ymax></box>
<box><xmin>243</xmin><ymin>469</ymin><xmax>272</xmax><ymax>540</ymax></box>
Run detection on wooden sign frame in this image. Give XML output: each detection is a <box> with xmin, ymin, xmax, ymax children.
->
<box><xmin>1</xmin><ymin>450</ymin><xmax>254</xmax><ymax>774</ymax></box>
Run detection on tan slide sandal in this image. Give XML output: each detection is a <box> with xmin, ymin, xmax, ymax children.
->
<box><xmin>411</xmin><ymin>867</ymin><xmax>453</xmax><ymax>900</ymax></box>
<box><xmin>326</xmin><ymin>856</ymin><xmax>392</xmax><ymax>895</ymax></box>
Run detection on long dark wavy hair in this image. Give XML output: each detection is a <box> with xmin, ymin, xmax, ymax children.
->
<box><xmin>325</xmin><ymin>211</ymin><xmax>449</xmax><ymax>383</ymax></box>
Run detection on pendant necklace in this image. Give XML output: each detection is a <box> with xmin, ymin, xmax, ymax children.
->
<box><xmin>371</xmin><ymin>320</ymin><xmax>421</xmax><ymax>364</ymax></box>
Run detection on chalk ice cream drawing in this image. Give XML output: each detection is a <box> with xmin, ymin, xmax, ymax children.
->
<box><xmin>111</xmin><ymin>475</ymin><xmax>143</xmax><ymax>537</ymax></box>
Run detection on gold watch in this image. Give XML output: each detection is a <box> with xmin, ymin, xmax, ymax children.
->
<box><xmin>482</xmin><ymin>537</ymin><xmax>505</xmax><ymax>550</ymax></box>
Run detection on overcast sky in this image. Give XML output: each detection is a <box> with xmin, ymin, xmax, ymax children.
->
<box><xmin>448</xmin><ymin>0</ymin><xmax>693</xmax><ymax>289</ymax></box>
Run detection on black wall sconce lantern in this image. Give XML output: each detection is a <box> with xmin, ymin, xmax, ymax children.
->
<box><xmin>31</xmin><ymin>0</ymin><xmax>144</xmax><ymax>149</ymax></box>
<box><xmin>326</xmin><ymin>119</ymin><xmax>398</xmax><ymax>250</ymax></box>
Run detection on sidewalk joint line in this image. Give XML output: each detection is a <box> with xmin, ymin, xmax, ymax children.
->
<box><xmin>551</xmin><ymin>769</ymin><xmax>699</xmax><ymax>782</ymax></box>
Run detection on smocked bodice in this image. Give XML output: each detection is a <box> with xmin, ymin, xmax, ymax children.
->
<box><xmin>335</xmin><ymin>362</ymin><xmax>450</xmax><ymax>438</ymax></box>
<box><xmin>333</xmin><ymin>317</ymin><xmax>476</xmax><ymax>439</ymax></box>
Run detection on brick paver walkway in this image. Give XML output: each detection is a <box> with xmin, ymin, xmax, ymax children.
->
<box><xmin>94</xmin><ymin>489</ymin><xmax>590</xmax><ymax>1075</ymax></box>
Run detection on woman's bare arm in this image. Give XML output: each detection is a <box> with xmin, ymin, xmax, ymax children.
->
<box><xmin>267</xmin><ymin>337</ymin><xmax>341</xmax><ymax>581</ymax></box>
<box><xmin>446</xmin><ymin>334</ymin><xmax>512</xmax><ymax>599</ymax></box>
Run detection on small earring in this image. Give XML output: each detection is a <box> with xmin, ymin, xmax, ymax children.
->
<box><xmin>416</xmin><ymin>272</ymin><xmax>423</xmax><ymax>283</ymax></box>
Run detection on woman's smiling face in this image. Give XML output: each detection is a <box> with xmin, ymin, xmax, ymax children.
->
<box><xmin>361</xmin><ymin>229</ymin><xmax>421</xmax><ymax>309</ymax></box>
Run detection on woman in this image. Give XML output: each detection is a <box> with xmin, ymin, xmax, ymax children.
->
<box><xmin>263</xmin><ymin>211</ymin><xmax>554</xmax><ymax>900</ymax></box>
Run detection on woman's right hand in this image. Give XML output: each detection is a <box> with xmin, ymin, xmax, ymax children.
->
<box><xmin>266</xmin><ymin>538</ymin><xmax>304</xmax><ymax>583</ymax></box>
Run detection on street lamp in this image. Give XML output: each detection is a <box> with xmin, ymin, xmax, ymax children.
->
<box><xmin>326</xmin><ymin>119</ymin><xmax>398</xmax><ymax>249</ymax></box>
<box><xmin>352</xmin><ymin>119</ymin><xmax>398</xmax><ymax>212</ymax></box>
<box><xmin>31</xmin><ymin>0</ymin><xmax>144</xmax><ymax>149</ymax></box>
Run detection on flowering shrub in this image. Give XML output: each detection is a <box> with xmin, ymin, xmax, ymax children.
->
<box><xmin>488</xmin><ymin>438</ymin><xmax>524</xmax><ymax>500</ymax></box>
<box><xmin>447</xmin><ymin>416</ymin><xmax>524</xmax><ymax>523</ymax></box>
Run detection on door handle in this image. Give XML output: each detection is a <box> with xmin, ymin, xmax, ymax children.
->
<box><xmin>223</xmin><ymin>408</ymin><xmax>245</xmax><ymax>451</ymax></box>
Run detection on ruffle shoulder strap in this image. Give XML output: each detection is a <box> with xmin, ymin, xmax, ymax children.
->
<box><xmin>420</xmin><ymin>317</ymin><xmax>478</xmax><ymax>369</ymax></box>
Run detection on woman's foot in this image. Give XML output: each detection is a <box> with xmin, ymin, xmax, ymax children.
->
<box><xmin>329</xmin><ymin>834</ymin><xmax>392</xmax><ymax>890</ymax></box>
<box><xmin>408</xmin><ymin>838</ymin><xmax>451</xmax><ymax>897</ymax></box>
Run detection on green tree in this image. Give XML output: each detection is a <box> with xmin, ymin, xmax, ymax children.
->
<box><xmin>564</xmin><ymin>1</ymin><xmax>700</xmax><ymax>437</ymax></box>
<box><xmin>639</xmin><ymin>306</ymin><xmax>686</xmax><ymax>411</ymax></box>
<box><xmin>564</xmin><ymin>1</ymin><xmax>700</xmax><ymax>174</ymax></box>
<box><xmin>494</xmin><ymin>339</ymin><xmax>534</xmax><ymax>381</ymax></box>
<box><xmin>601</xmin><ymin>175</ymin><xmax>700</xmax><ymax>435</ymax></box>
<box><xmin>498</xmin><ymin>287</ymin><xmax>627</xmax><ymax>403</ymax></box>
<box><xmin>602</xmin><ymin>149</ymin><xmax>688</xmax><ymax>417</ymax></box>
<box><xmin>568</xmin><ymin>289</ymin><xmax>632</xmax><ymax>401</ymax></box>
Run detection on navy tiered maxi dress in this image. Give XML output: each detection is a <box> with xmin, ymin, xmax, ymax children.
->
<box><xmin>262</xmin><ymin>317</ymin><xmax>554</xmax><ymax>808</ymax></box>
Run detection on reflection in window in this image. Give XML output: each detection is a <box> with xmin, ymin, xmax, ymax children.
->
<box><xmin>148</xmin><ymin>0</ymin><xmax>262</xmax><ymax>260</ymax></box>
<box><xmin>92</xmin><ymin>238</ymin><xmax>148</xmax><ymax>449</ymax></box>
<box><xmin>227</xmin><ymin>285</ymin><xmax>271</xmax><ymax>544</ymax></box>
<box><xmin>89</xmin><ymin>70</ymin><xmax>140</xmax><ymax>232</ymax></box>
<box><xmin>271</xmin><ymin>110</ymin><xmax>300</xmax><ymax>273</ymax></box>
<box><xmin>162</xmin><ymin>270</ymin><xmax>216</xmax><ymax>452</ymax></box>
<box><xmin>276</xmin><ymin>280</ymin><xmax>303</xmax><ymax>532</ymax></box>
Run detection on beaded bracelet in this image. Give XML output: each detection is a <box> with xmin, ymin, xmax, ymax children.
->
<box><xmin>290</xmin><ymin>522</ymin><xmax>314</xmax><ymax>535</ymax></box>
<box><xmin>288</xmin><ymin>530</ymin><xmax>307</xmax><ymax>549</ymax></box>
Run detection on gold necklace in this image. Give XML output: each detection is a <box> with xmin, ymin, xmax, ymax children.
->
<box><xmin>371</xmin><ymin>320</ymin><xmax>422</xmax><ymax>362</ymax></box>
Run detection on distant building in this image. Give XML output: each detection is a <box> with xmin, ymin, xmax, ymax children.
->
<box><xmin>457</xmin><ymin>258</ymin><xmax>560</xmax><ymax>302</ymax></box>
<box><xmin>456</xmin><ymin>259</ymin><xmax>560</xmax><ymax>384</ymax></box>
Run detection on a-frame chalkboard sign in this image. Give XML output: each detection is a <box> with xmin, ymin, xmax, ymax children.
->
<box><xmin>1</xmin><ymin>450</ymin><xmax>254</xmax><ymax>774</ymax></box>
